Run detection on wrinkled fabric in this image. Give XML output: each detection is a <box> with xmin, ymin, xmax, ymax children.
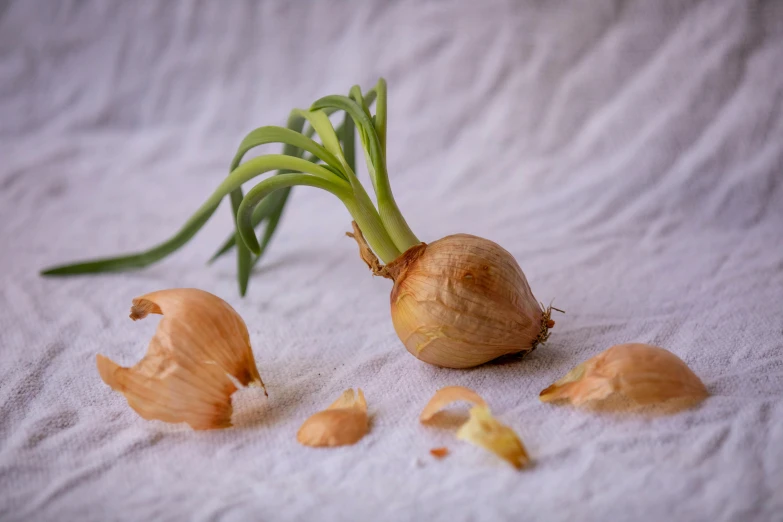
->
<box><xmin>1</xmin><ymin>1</ymin><xmax>782</xmax><ymax>521</ymax></box>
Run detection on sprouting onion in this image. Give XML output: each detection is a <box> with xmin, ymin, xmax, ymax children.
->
<box><xmin>42</xmin><ymin>79</ymin><xmax>558</xmax><ymax>369</ymax></box>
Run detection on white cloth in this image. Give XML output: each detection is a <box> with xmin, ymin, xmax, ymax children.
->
<box><xmin>1</xmin><ymin>1</ymin><xmax>782</xmax><ymax>520</ymax></box>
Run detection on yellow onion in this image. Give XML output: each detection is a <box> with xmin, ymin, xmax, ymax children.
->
<box><xmin>349</xmin><ymin>224</ymin><xmax>556</xmax><ymax>369</ymax></box>
<box><xmin>44</xmin><ymin>79</ymin><xmax>557</xmax><ymax>371</ymax></box>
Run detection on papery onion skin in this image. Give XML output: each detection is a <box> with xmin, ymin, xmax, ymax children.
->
<box><xmin>387</xmin><ymin>235</ymin><xmax>549</xmax><ymax>369</ymax></box>
<box><xmin>297</xmin><ymin>389</ymin><xmax>369</xmax><ymax>447</ymax></box>
<box><xmin>457</xmin><ymin>406</ymin><xmax>530</xmax><ymax>469</ymax></box>
<box><xmin>97</xmin><ymin>288</ymin><xmax>265</xmax><ymax>430</ymax></box>
<box><xmin>419</xmin><ymin>385</ymin><xmax>489</xmax><ymax>421</ymax></box>
<box><xmin>539</xmin><ymin>343</ymin><xmax>709</xmax><ymax>412</ymax></box>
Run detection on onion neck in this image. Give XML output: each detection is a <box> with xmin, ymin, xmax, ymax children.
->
<box><xmin>382</xmin><ymin>242</ymin><xmax>427</xmax><ymax>281</ymax></box>
<box><xmin>347</xmin><ymin>220</ymin><xmax>426</xmax><ymax>280</ymax></box>
<box><xmin>343</xmin><ymin>191</ymin><xmax>402</xmax><ymax>264</ymax></box>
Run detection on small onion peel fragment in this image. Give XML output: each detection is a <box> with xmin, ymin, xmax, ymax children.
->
<box><xmin>297</xmin><ymin>389</ymin><xmax>368</xmax><ymax>447</ymax></box>
<box><xmin>457</xmin><ymin>406</ymin><xmax>529</xmax><ymax>470</ymax></box>
<box><xmin>419</xmin><ymin>386</ymin><xmax>487</xmax><ymax>422</ymax></box>
<box><xmin>539</xmin><ymin>343</ymin><xmax>708</xmax><ymax>412</ymax></box>
<box><xmin>420</xmin><ymin>386</ymin><xmax>528</xmax><ymax>469</ymax></box>
<box><xmin>430</xmin><ymin>447</ymin><xmax>450</xmax><ymax>459</ymax></box>
<box><xmin>97</xmin><ymin>288</ymin><xmax>265</xmax><ymax>430</ymax></box>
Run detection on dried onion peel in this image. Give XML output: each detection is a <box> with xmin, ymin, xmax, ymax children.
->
<box><xmin>430</xmin><ymin>447</ymin><xmax>450</xmax><ymax>459</ymax></box>
<box><xmin>97</xmin><ymin>288</ymin><xmax>265</xmax><ymax>430</ymax></box>
<box><xmin>43</xmin><ymin>79</ymin><xmax>557</xmax><ymax>370</ymax></box>
<box><xmin>420</xmin><ymin>386</ymin><xmax>529</xmax><ymax>469</ymax></box>
<box><xmin>297</xmin><ymin>389</ymin><xmax>368</xmax><ymax>447</ymax></box>
<box><xmin>457</xmin><ymin>406</ymin><xmax>529</xmax><ymax>470</ymax></box>
<box><xmin>419</xmin><ymin>385</ymin><xmax>487</xmax><ymax>422</ymax></box>
<box><xmin>540</xmin><ymin>343</ymin><xmax>708</xmax><ymax>412</ymax></box>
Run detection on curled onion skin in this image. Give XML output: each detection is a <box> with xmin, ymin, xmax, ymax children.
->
<box><xmin>387</xmin><ymin>235</ymin><xmax>548</xmax><ymax>369</ymax></box>
<box><xmin>97</xmin><ymin>288</ymin><xmax>265</xmax><ymax>430</ymax></box>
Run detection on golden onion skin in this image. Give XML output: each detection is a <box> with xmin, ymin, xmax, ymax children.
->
<box><xmin>388</xmin><ymin>234</ymin><xmax>545</xmax><ymax>368</ymax></box>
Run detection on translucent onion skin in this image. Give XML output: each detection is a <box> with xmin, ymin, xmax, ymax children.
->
<box><xmin>387</xmin><ymin>235</ymin><xmax>548</xmax><ymax>369</ymax></box>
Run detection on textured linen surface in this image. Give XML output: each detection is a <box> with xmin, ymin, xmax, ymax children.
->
<box><xmin>1</xmin><ymin>1</ymin><xmax>782</xmax><ymax>521</ymax></box>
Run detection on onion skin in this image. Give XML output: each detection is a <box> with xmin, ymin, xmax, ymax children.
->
<box><xmin>387</xmin><ymin>234</ymin><xmax>547</xmax><ymax>369</ymax></box>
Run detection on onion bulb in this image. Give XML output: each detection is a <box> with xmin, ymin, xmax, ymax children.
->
<box><xmin>350</xmin><ymin>225</ymin><xmax>555</xmax><ymax>368</ymax></box>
